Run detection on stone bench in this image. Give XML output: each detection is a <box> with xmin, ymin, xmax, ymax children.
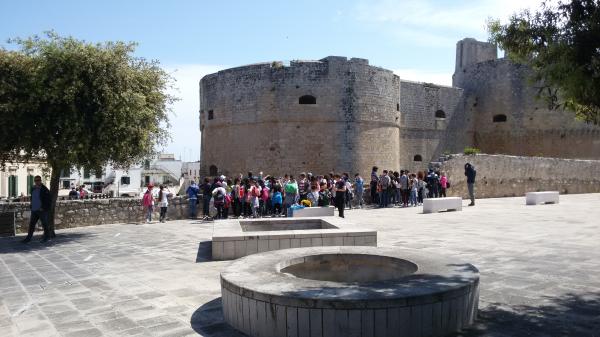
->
<box><xmin>526</xmin><ymin>191</ymin><xmax>559</xmax><ymax>205</ymax></box>
<box><xmin>423</xmin><ymin>197</ymin><xmax>462</xmax><ymax>214</ymax></box>
<box><xmin>291</xmin><ymin>206</ymin><xmax>335</xmax><ymax>217</ymax></box>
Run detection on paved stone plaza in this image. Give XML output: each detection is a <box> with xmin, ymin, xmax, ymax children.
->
<box><xmin>1</xmin><ymin>194</ymin><xmax>599</xmax><ymax>336</ymax></box>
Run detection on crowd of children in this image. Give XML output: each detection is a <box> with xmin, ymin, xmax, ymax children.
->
<box><xmin>183</xmin><ymin>167</ymin><xmax>450</xmax><ymax>220</ymax></box>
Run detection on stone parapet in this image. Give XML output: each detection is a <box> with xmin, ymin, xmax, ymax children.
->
<box><xmin>0</xmin><ymin>197</ymin><xmax>191</xmax><ymax>234</ymax></box>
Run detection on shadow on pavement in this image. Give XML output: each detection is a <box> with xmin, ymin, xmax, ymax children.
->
<box><xmin>0</xmin><ymin>232</ymin><xmax>93</xmax><ymax>254</ymax></box>
<box><xmin>190</xmin><ymin>297</ymin><xmax>246</xmax><ymax>336</ymax></box>
<box><xmin>196</xmin><ymin>241</ymin><xmax>212</xmax><ymax>263</ymax></box>
<box><xmin>460</xmin><ymin>291</ymin><xmax>600</xmax><ymax>336</ymax></box>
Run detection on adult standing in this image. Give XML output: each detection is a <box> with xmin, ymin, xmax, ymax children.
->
<box><xmin>370</xmin><ymin>166</ymin><xmax>379</xmax><ymax>205</ymax></box>
<box><xmin>200</xmin><ymin>178</ymin><xmax>213</xmax><ymax>219</ymax></box>
<box><xmin>334</xmin><ymin>175</ymin><xmax>347</xmax><ymax>218</ymax></box>
<box><xmin>22</xmin><ymin>175</ymin><xmax>51</xmax><ymax>243</ymax></box>
<box><xmin>464</xmin><ymin>163</ymin><xmax>477</xmax><ymax>206</ymax></box>
<box><xmin>186</xmin><ymin>180</ymin><xmax>199</xmax><ymax>219</ymax></box>
<box><xmin>399</xmin><ymin>170</ymin><xmax>409</xmax><ymax>207</ymax></box>
<box><xmin>378</xmin><ymin>170</ymin><xmax>391</xmax><ymax>208</ymax></box>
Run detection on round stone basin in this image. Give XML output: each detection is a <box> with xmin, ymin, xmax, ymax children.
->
<box><xmin>221</xmin><ymin>246</ymin><xmax>479</xmax><ymax>337</ymax></box>
<box><xmin>280</xmin><ymin>254</ymin><xmax>418</xmax><ymax>283</ymax></box>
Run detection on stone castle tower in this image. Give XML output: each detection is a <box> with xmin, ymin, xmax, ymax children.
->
<box><xmin>199</xmin><ymin>38</ymin><xmax>600</xmax><ymax>177</ymax></box>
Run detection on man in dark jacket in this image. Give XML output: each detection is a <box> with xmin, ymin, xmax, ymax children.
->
<box><xmin>23</xmin><ymin>175</ymin><xmax>51</xmax><ymax>243</ymax></box>
<box><xmin>464</xmin><ymin>163</ymin><xmax>477</xmax><ymax>206</ymax></box>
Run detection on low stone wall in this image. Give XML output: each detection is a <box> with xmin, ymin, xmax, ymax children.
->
<box><xmin>0</xmin><ymin>197</ymin><xmax>191</xmax><ymax>234</ymax></box>
<box><xmin>440</xmin><ymin>154</ymin><xmax>600</xmax><ymax>199</ymax></box>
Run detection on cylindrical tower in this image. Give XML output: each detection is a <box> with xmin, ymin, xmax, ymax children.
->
<box><xmin>199</xmin><ymin>56</ymin><xmax>401</xmax><ymax>177</ymax></box>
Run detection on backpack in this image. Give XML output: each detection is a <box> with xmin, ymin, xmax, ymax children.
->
<box><xmin>237</xmin><ymin>186</ymin><xmax>245</xmax><ymax>199</ymax></box>
<box><xmin>261</xmin><ymin>187</ymin><xmax>269</xmax><ymax>200</ymax></box>
<box><xmin>214</xmin><ymin>189</ymin><xmax>225</xmax><ymax>203</ymax></box>
<box><xmin>272</xmin><ymin>192</ymin><xmax>283</xmax><ymax>205</ymax></box>
<box><xmin>285</xmin><ymin>183</ymin><xmax>297</xmax><ymax>194</ymax></box>
<box><xmin>252</xmin><ymin>186</ymin><xmax>260</xmax><ymax>197</ymax></box>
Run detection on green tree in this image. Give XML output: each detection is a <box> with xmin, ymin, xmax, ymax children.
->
<box><xmin>0</xmin><ymin>32</ymin><xmax>174</xmax><ymax>235</ymax></box>
<box><xmin>488</xmin><ymin>0</ymin><xmax>600</xmax><ymax>124</ymax></box>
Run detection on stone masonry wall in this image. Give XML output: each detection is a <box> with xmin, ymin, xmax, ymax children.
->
<box><xmin>200</xmin><ymin>57</ymin><xmax>401</xmax><ymax>179</ymax></box>
<box><xmin>399</xmin><ymin>80</ymin><xmax>464</xmax><ymax>172</ymax></box>
<box><xmin>453</xmin><ymin>39</ymin><xmax>600</xmax><ymax>160</ymax></box>
<box><xmin>0</xmin><ymin>197</ymin><xmax>190</xmax><ymax>234</ymax></box>
<box><xmin>440</xmin><ymin>154</ymin><xmax>600</xmax><ymax>199</ymax></box>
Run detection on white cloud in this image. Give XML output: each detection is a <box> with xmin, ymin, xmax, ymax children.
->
<box><xmin>162</xmin><ymin>64</ymin><xmax>227</xmax><ymax>162</ymax></box>
<box><xmin>394</xmin><ymin>68</ymin><xmax>452</xmax><ymax>86</ymax></box>
<box><xmin>354</xmin><ymin>0</ymin><xmax>552</xmax><ymax>46</ymax></box>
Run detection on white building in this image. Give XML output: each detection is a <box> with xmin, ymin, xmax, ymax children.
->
<box><xmin>0</xmin><ymin>161</ymin><xmax>49</xmax><ymax>199</ymax></box>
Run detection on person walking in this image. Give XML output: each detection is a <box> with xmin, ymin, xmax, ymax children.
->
<box><xmin>186</xmin><ymin>181</ymin><xmax>199</xmax><ymax>219</ymax></box>
<box><xmin>22</xmin><ymin>176</ymin><xmax>51</xmax><ymax>243</ymax></box>
<box><xmin>465</xmin><ymin>163</ymin><xmax>477</xmax><ymax>206</ymax></box>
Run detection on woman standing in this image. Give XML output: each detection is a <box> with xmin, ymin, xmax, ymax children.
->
<box><xmin>157</xmin><ymin>185</ymin><xmax>172</xmax><ymax>223</ymax></box>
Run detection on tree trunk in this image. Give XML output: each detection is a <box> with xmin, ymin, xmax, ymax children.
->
<box><xmin>48</xmin><ymin>164</ymin><xmax>61</xmax><ymax>238</ymax></box>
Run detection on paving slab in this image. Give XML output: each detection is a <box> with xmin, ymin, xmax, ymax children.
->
<box><xmin>0</xmin><ymin>194</ymin><xmax>599</xmax><ymax>336</ymax></box>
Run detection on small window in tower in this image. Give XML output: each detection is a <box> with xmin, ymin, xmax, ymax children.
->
<box><xmin>435</xmin><ymin>110</ymin><xmax>446</xmax><ymax>119</ymax></box>
<box><xmin>208</xmin><ymin>110</ymin><xmax>214</xmax><ymax>120</ymax></box>
<box><xmin>209</xmin><ymin>165</ymin><xmax>218</xmax><ymax>176</ymax></box>
<box><xmin>299</xmin><ymin>95</ymin><xmax>316</xmax><ymax>104</ymax></box>
<box><xmin>396</xmin><ymin>103</ymin><xmax>400</xmax><ymax>111</ymax></box>
<box><xmin>493</xmin><ymin>114</ymin><xmax>507</xmax><ymax>122</ymax></box>
<box><xmin>413</xmin><ymin>155</ymin><xmax>423</xmax><ymax>162</ymax></box>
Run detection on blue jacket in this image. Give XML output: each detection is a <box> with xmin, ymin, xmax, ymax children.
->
<box><xmin>186</xmin><ymin>184</ymin><xmax>199</xmax><ymax>199</ymax></box>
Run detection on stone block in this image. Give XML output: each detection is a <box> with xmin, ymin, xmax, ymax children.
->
<box><xmin>423</xmin><ymin>197</ymin><xmax>462</xmax><ymax>214</ymax></box>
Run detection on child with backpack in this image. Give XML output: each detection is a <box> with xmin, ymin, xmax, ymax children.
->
<box><xmin>249</xmin><ymin>179</ymin><xmax>261</xmax><ymax>218</ymax></box>
<box><xmin>272</xmin><ymin>187</ymin><xmax>283</xmax><ymax>216</ymax></box>
<box><xmin>259</xmin><ymin>180</ymin><xmax>270</xmax><ymax>216</ymax></box>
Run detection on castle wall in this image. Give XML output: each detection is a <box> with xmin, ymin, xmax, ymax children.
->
<box><xmin>398</xmin><ymin>81</ymin><xmax>465</xmax><ymax>172</ymax></box>
<box><xmin>439</xmin><ymin>154</ymin><xmax>600</xmax><ymax>198</ymax></box>
<box><xmin>453</xmin><ymin>40</ymin><xmax>600</xmax><ymax>160</ymax></box>
<box><xmin>200</xmin><ymin>57</ymin><xmax>401</xmax><ymax>178</ymax></box>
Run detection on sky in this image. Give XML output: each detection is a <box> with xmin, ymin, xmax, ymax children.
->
<box><xmin>0</xmin><ymin>0</ymin><xmax>545</xmax><ymax>162</ymax></box>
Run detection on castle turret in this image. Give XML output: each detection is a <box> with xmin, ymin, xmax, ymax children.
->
<box><xmin>453</xmin><ymin>38</ymin><xmax>497</xmax><ymax>87</ymax></box>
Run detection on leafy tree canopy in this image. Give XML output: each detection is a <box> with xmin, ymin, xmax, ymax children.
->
<box><xmin>488</xmin><ymin>0</ymin><xmax>600</xmax><ymax>124</ymax></box>
<box><xmin>0</xmin><ymin>31</ymin><xmax>175</xmax><ymax>233</ymax></box>
<box><xmin>0</xmin><ymin>31</ymin><xmax>174</xmax><ymax>171</ymax></box>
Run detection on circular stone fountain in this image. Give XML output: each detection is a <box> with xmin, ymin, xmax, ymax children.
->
<box><xmin>220</xmin><ymin>246</ymin><xmax>479</xmax><ymax>337</ymax></box>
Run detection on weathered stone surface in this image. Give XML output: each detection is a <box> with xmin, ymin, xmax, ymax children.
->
<box><xmin>440</xmin><ymin>154</ymin><xmax>600</xmax><ymax>198</ymax></box>
<box><xmin>212</xmin><ymin>217</ymin><xmax>377</xmax><ymax>260</ymax></box>
<box><xmin>1</xmin><ymin>194</ymin><xmax>599</xmax><ymax>336</ymax></box>
<box><xmin>220</xmin><ymin>246</ymin><xmax>479</xmax><ymax>336</ymax></box>
<box><xmin>199</xmin><ymin>39</ymin><xmax>600</xmax><ymax>178</ymax></box>
<box><xmin>0</xmin><ymin>197</ymin><xmax>191</xmax><ymax>234</ymax></box>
